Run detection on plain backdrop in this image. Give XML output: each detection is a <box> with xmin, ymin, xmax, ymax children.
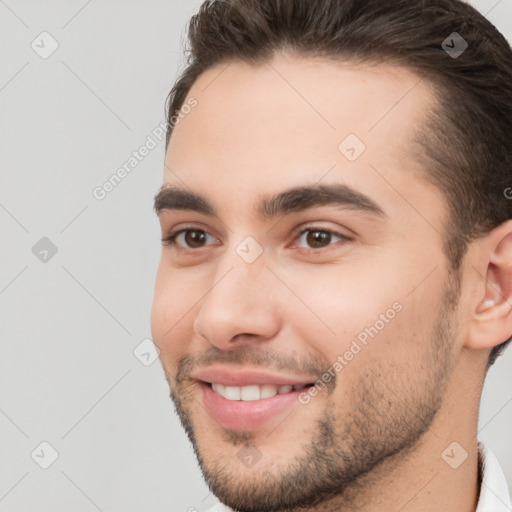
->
<box><xmin>1</xmin><ymin>1</ymin><xmax>511</xmax><ymax>511</ymax></box>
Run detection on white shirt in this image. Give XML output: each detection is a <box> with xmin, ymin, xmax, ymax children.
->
<box><xmin>476</xmin><ymin>442</ymin><xmax>512</xmax><ymax>512</ymax></box>
<box><xmin>206</xmin><ymin>442</ymin><xmax>511</xmax><ymax>512</ymax></box>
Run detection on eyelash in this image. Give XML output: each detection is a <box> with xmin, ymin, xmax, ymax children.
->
<box><xmin>161</xmin><ymin>225</ymin><xmax>351</xmax><ymax>252</ymax></box>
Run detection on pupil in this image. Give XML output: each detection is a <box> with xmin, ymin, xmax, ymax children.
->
<box><xmin>307</xmin><ymin>230</ymin><xmax>330</xmax><ymax>248</ymax></box>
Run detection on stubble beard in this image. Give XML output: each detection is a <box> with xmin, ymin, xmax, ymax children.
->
<box><xmin>167</xmin><ymin>273</ymin><xmax>460</xmax><ymax>512</ymax></box>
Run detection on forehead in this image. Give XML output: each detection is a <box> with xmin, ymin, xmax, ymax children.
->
<box><xmin>164</xmin><ymin>54</ymin><xmax>445</xmax><ymax>224</ymax></box>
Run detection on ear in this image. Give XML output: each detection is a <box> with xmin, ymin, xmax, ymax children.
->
<box><xmin>465</xmin><ymin>219</ymin><xmax>512</xmax><ymax>351</ymax></box>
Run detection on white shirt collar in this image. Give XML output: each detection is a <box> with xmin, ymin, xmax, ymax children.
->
<box><xmin>207</xmin><ymin>441</ymin><xmax>511</xmax><ymax>512</ymax></box>
<box><xmin>476</xmin><ymin>441</ymin><xmax>512</xmax><ymax>512</ymax></box>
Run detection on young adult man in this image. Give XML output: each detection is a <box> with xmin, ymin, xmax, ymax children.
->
<box><xmin>152</xmin><ymin>1</ymin><xmax>512</xmax><ymax>510</ymax></box>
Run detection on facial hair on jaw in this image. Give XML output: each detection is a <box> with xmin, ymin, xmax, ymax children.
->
<box><xmin>164</xmin><ymin>273</ymin><xmax>461</xmax><ymax>512</ymax></box>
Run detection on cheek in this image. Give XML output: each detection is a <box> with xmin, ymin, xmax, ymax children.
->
<box><xmin>287</xmin><ymin>259</ymin><xmax>437</xmax><ymax>370</ymax></box>
<box><xmin>151</xmin><ymin>264</ymin><xmax>199</xmax><ymax>362</ymax></box>
<box><xmin>283</xmin><ymin>266</ymin><xmax>404</xmax><ymax>359</ymax></box>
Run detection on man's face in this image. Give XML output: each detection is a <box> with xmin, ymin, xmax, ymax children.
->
<box><xmin>151</xmin><ymin>55</ymin><xmax>463</xmax><ymax>510</ymax></box>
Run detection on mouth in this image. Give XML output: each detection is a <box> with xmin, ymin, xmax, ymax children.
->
<box><xmin>193</xmin><ymin>367</ymin><xmax>316</xmax><ymax>431</ymax></box>
<box><xmin>208</xmin><ymin>382</ymin><xmax>312</xmax><ymax>401</ymax></box>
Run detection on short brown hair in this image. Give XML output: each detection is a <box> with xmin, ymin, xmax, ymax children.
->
<box><xmin>165</xmin><ymin>0</ymin><xmax>512</xmax><ymax>367</ymax></box>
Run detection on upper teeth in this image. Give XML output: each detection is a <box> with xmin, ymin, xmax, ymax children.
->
<box><xmin>211</xmin><ymin>383</ymin><xmax>303</xmax><ymax>401</ymax></box>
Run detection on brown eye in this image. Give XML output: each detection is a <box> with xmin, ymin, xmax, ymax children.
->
<box><xmin>305</xmin><ymin>230</ymin><xmax>332</xmax><ymax>248</ymax></box>
<box><xmin>184</xmin><ymin>230</ymin><xmax>208</xmax><ymax>248</ymax></box>
<box><xmin>162</xmin><ymin>229</ymin><xmax>218</xmax><ymax>249</ymax></box>
<box><xmin>295</xmin><ymin>228</ymin><xmax>348</xmax><ymax>250</ymax></box>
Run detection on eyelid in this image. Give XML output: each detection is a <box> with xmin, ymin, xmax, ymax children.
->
<box><xmin>289</xmin><ymin>221</ymin><xmax>353</xmax><ymax>241</ymax></box>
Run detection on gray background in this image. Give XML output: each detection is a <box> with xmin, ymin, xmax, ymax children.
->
<box><xmin>1</xmin><ymin>1</ymin><xmax>511</xmax><ymax>511</ymax></box>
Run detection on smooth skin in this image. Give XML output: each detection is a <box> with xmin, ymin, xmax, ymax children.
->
<box><xmin>151</xmin><ymin>53</ymin><xmax>512</xmax><ymax>511</ymax></box>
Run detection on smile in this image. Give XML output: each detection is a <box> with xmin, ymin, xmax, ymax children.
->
<box><xmin>192</xmin><ymin>367</ymin><xmax>317</xmax><ymax>430</ymax></box>
<box><xmin>209</xmin><ymin>382</ymin><xmax>311</xmax><ymax>401</ymax></box>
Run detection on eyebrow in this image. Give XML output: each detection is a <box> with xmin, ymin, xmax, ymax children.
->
<box><xmin>154</xmin><ymin>183</ymin><xmax>386</xmax><ymax>219</ymax></box>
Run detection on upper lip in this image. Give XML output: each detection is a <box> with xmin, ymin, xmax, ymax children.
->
<box><xmin>193</xmin><ymin>366</ymin><xmax>316</xmax><ymax>387</ymax></box>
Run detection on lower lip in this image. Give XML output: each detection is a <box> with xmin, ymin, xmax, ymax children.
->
<box><xmin>200</xmin><ymin>382</ymin><xmax>304</xmax><ymax>431</ymax></box>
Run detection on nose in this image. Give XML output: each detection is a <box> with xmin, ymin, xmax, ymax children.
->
<box><xmin>193</xmin><ymin>257</ymin><xmax>281</xmax><ymax>349</ymax></box>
